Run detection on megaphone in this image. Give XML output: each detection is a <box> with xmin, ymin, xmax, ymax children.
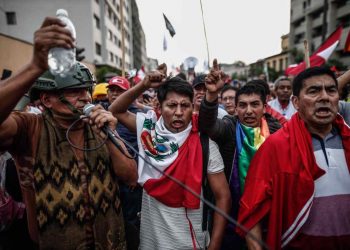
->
<box><xmin>183</xmin><ymin>57</ymin><xmax>198</xmax><ymax>70</ymax></box>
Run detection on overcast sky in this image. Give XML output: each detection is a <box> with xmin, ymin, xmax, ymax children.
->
<box><xmin>136</xmin><ymin>0</ymin><xmax>291</xmax><ymax>70</ymax></box>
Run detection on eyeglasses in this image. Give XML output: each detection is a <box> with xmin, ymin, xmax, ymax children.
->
<box><xmin>222</xmin><ymin>96</ymin><xmax>235</xmax><ymax>102</ymax></box>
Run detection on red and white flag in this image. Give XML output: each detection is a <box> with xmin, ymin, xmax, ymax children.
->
<box><xmin>344</xmin><ymin>30</ymin><xmax>350</xmax><ymax>53</ymax></box>
<box><xmin>285</xmin><ymin>26</ymin><xmax>343</xmax><ymax>76</ymax></box>
<box><xmin>134</xmin><ymin>66</ymin><xmax>146</xmax><ymax>84</ymax></box>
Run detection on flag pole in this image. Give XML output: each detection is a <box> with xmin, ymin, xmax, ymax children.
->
<box><xmin>303</xmin><ymin>39</ymin><xmax>310</xmax><ymax>68</ymax></box>
<box><xmin>120</xmin><ymin>0</ymin><xmax>125</xmax><ymax>77</ymax></box>
<box><xmin>199</xmin><ymin>0</ymin><xmax>210</xmax><ymax>67</ymax></box>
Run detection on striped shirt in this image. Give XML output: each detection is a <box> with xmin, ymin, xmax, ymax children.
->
<box><xmin>139</xmin><ymin>139</ymin><xmax>224</xmax><ymax>250</ymax></box>
<box><xmin>289</xmin><ymin>128</ymin><xmax>350</xmax><ymax>249</ymax></box>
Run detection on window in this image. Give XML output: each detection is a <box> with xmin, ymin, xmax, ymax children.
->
<box><xmin>108</xmin><ymin>7</ymin><xmax>113</xmax><ymax>20</ymax></box>
<box><xmin>119</xmin><ymin>58</ymin><xmax>122</xmax><ymax>67</ymax></box>
<box><xmin>272</xmin><ymin>60</ymin><xmax>276</xmax><ymax>70</ymax></box>
<box><xmin>279</xmin><ymin>59</ymin><xmax>283</xmax><ymax>71</ymax></box>
<box><xmin>114</xmin><ymin>35</ymin><xmax>118</xmax><ymax>45</ymax></box>
<box><xmin>113</xmin><ymin>14</ymin><xmax>117</xmax><ymax>25</ymax></box>
<box><xmin>118</xmin><ymin>19</ymin><xmax>121</xmax><ymax>31</ymax></box>
<box><xmin>118</xmin><ymin>40</ymin><xmax>122</xmax><ymax>48</ymax></box>
<box><xmin>94</xmin><ymin>14</ymin><xmax>100</xmax><ymax>29</ymax></box>
<box><xmin>115</xmin><ymin>55</ymin><xmax>119</xmax><ymax>63</ymax></box>
<box><xmin>95</xmin><ymin>0</ymin><xmax>99</xmax><ymax>3</ymax></box>
<box><xmin>95</xmin><ymin>42</ymin><xmax>101</xmax><ymax>56</ymax></box>
<box><xmin>6</xmin><ymin>12</ymin><xmax>17</xmax><ymax>25</ymax></box>
<box><xmin>108</xmin><ymin>29</ymin><xmax>113</xmax><ymax>41</ymax></box>
<box><xmin>110</xmin><ymin>52</ymin><xmax>114</xmax><ymax>62</ymax></box>
<box><xmin>303</xmin><ymin>1</ymin><xmax>307</xmax><ymax>10</ymax></box>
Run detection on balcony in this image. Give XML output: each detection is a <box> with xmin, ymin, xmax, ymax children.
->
<box><xmin>294</xmin><ymin>23</ymin><xmax>306</xmax><ymax>35</ymax></box>
<box><xmin>337</xmin><ymin>3</ymin><xmax>350</xmax><ymax>18</ymax></box>
<box><xmin>312</xmin><ymin>14</ymin><xmax>323</xmax><ymax>28</ymax></box>
<box><xmin>305</xmin><ymin>1</ymin><xmax>324</xmax><ymax>15</ymax></box>
<box><xmin>312</xmin><ymin>36</ymin><xmax>323</xmax><ymax>51</ymax></box>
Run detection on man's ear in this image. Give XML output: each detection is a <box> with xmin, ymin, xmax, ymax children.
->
<box><xmin>291</xmin><ymin>95</ymin><xmax>299</xmax><ymax>110</ymax></box>
<box><xmin>263</xmin><ymin>103</ymin><xmax>266</xmax><ymax>114</ymax></box>
<box><xmin>40</xmin><ymin>92</ymin><xmax>52</xmax><ymax>108</ymax></box>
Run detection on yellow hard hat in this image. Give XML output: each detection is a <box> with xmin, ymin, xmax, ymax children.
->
<box><xmin>92</xmin><ymin>83</ymin><xmax>108</xmax><ymax>100</ymax></box>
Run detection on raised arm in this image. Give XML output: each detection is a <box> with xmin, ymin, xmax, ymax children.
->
<box><xmin>199</xmin><ymin>59</ymin><xmax>230</xmax><ymax>142</ymax></box>
<box><xmin>338</xmin><ymin>69</ymin><xmax>350</xmax><ymax>97</ymax></box>
<box><xmin>0</xmin><ymin>17</ymin><xmax>75</xmax><ymax>147</ymax></box>
<box><xmin>108</xmin><ymin>64</ymin><xmax>167</xmax><ymax>133</ymax></box>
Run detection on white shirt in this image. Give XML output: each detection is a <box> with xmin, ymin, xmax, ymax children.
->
<box><xmin>268</xmin><ymin>98</ymin><xmax>296</xmax><ymax>120</ymax></box>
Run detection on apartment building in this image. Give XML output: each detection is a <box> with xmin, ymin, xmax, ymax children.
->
<box><xmin>289</xmin><ymin>0</ymin><xmax>350</xmax><ymax>66</ymax></box>
<box><xmin>0</xmin><ymin>0</ymin><xmax>147</xmax><ymax>75</ymax></box>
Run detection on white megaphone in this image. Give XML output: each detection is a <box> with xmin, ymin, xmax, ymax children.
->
<box><xmin>183</xmin><ymin>57</ymin><xmax>198</xmax><ymax>70</ymax></box>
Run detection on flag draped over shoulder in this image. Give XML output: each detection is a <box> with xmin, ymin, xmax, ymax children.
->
<box><xmin>285</xmin><ymin>26</ymin><xmax>343</xmax><ymax>76</ymax></box>
<box><xmin>163</xmin><ymin>13</ymin><xmax>176</xmax><ymax>37</ymax></box>
<box><xmin>226</xmin><ymin>117</ymin><xmax>271</xmax><ymax>231</ymax></box>
<box><xmin>234</xmin><ymin>118</ymin><xmax>270</xmax><ymax>193</ymax></box>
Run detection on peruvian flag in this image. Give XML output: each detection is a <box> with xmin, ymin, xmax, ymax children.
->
<box><xmin>133</xmin><ymin>66</ymin><xmax>146</xmax><ymax>84</ymax></box>
<box><xmin>344</xmin><ymin>30</ymin><xmax>350</xmax><ymax>53</ymax></box>
<box><xmin>285</xmin><ymin>26</ymin><xmax>343</xmax><ymax>76</ymax></box>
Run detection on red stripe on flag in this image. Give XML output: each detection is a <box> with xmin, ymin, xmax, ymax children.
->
<box><xmin>285</xmin><ymin>26</ymin><xmax>343</xmax><ymax>76</ymax></box>
<box><xmin>345</xmin><ymin>30</ymin><xmax>350</xmax><ymax>53</ymax></box>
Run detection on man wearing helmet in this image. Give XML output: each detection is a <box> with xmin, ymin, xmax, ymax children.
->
<box><xmin>0</xmin><ymin>17</ymin><xmax>137</xmax><ymax>249</ymax></box>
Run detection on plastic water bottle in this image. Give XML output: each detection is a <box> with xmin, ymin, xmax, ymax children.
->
<box><xmin>48</xmin><ymin>9</ymin><xmax>76</xmax><ymax>77</ymax></box>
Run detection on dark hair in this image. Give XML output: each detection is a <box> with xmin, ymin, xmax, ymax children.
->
<box><xmin>247</xmin><ymin>79</ymin><xmax>270</xmax><ymax>95</ymax></box>
<box><xmin>220</xmin><ymin>85</ymin><xmax>238</xmax><ymax>98</ymax></box>
<box><xmin>176</xmin><ymin>72</ymin><xmax>187</xmax><ymax>81</ymax></box>
<box><xmin>292</xmin><ymin>66</ymin><xmax>338</xmax><ymax>96</ymax></box>
<box><xmin>157</xmin><ymin>76</ymin><xmax>194</xmax><ymax>104</ymax></box>
<box><xmin>235</xmin><ymin>83</ymin><xmax>267</xmax><ymax>105</ymax></box>
<box><xmin>274</xmin><ymin>77</ymin><xmax>291</xmax><ymax>90</ymax></box>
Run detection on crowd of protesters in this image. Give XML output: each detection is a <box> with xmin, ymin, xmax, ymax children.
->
<box><xmin>1</xmin><ymin>16</ymin><xmax>350</xmax><ymax>250</ymax></box>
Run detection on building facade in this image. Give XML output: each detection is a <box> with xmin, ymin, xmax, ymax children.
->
<box><xmin>220</xmin><ymin>62</ymin><xmax>250</xmax><ymax>81</ymax></box>
<box><xmin>265</xmin><ymin>34</ymin><xmax>289</xmax><ymax>73</ymax></box>
<box><xmin>0</xmin><ymin>0</ymin><xmax>147</xmax><ymax>75</ymax></box>
<box><xmin>289</xmin><ymin>0</ymin><xmax>350</xmax><ymax>66</ymax></box>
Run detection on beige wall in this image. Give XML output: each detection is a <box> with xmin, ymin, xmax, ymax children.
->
<box><xmin>265</xmin><ymin>53</ymin><xmax>288</xmax><ymax>72</ymax></box>
<box><xmin>0</xmin><ymin>34</ymin><xmax>33</xmax><ymax>75</ymax></box>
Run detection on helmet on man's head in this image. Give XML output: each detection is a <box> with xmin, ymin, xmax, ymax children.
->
<box><xmin>29</xmin><ymin>62</ymin><xmax>95</xmax><ymax>101</ymax></box>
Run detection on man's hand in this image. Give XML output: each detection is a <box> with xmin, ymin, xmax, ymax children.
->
<box><xmin>32</xmin><ymin>17</ymin><xmax>75</xmax><ymax>72</ymax></box>
<box><xmin>205</xmin><ymin>59</ymin><xmax>226</xmax><ymax>94</ymax></box>
<box><xmin>84</xmin><ymin>105</ymin><xmax>117</xmax><ymax>139</ymax></box>
<box><xmin>141</xmin><ymin>63</ymin><xmax>167</xmax><ymax>89</ymax></box>
<box><xmin>205</xmin><ymin>59</ymin><xmax>227</xmax><ymax>102</ymax></box>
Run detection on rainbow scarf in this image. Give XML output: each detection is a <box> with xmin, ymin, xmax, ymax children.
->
<box><xmin>234</xmin><ymin>118</ymin><xmax>270</xmax><ymax>194</ymax></box>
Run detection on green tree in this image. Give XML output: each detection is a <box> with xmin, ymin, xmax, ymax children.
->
<box><xmin>325</xmin><ymin>58</ymin><xmax>347</xmax><ymax>71</ymax></box>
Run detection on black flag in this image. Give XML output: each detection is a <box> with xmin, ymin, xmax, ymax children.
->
<box><xmin>163</xmin><ymin>13</ymin><xmax>176</xmax><ymax>37</ymax></box>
